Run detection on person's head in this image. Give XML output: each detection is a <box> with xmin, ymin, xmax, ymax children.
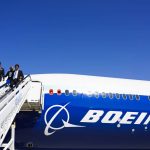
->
<box><xmin>15</xmin><ymin>64</ymin><xmax>19</xmax><ymax>71</ymax></box>
<box><xmin>9</xmin><ymin>66</ymin><xmax>14</xmax><ymax>71</ymax></box>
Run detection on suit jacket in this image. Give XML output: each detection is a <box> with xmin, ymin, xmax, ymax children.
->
<box><xmin>5</xmin><ymin>70</ymin><xmax>14</xmax><ymax>81</ymax></box>
<box><xmin>0</xmin><ymin>67</ymin><xmax>5</xmax><ymax>81</ymax></box>
<box><xmin>17</xmin><ymin>70</ymin><xmax>24</xmax><ymax>81</ymax></box>
<box><xmin>14</xmin><ymin>70</ymin><xmax>24</xmax><ymax>81</ymax></box>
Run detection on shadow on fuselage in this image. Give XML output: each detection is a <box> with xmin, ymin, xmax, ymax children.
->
<box><xmin>15</xmin><ymin>111</ymin><xmax>41</xmax><ymax>129</ymax></box>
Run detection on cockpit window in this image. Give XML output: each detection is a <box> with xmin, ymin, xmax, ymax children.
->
<box><xmin>65</xmin><ymin>90</ymin><xmax>69</xmax><ymax>96</ymax></box>
<box><xmin>73</xmin><ymin>90</ymin><xmax>77</xmax><ymax>96</ymax></box>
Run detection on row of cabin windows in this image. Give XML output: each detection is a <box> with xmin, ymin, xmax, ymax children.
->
<box><xmin>98</xmin><ymin>92</ymin><xmax>140</xmax><ymax>100</ymax></box>
<box><xmin>64</xmin><ymin>90</ymin><xmax>141</xmax><ymax>100</ymax></box>
<box><xmin>49</xmin><ymin>89</ymin><xmax>150</xmax><ymax>101</ymax></box>
<box><xmin>65</xmin><ymin>90</ymin><xmax>77</xmax><ymax>96</ymax></box>
<box><xmin>101</xmin><ymin>92</ymin><xmax>140</xmax><ymax>100</ymax></box>
<box><xmin>51</xmin><ymin>89</ymin><xmax>149</xmax><ymax>101</ymax></box>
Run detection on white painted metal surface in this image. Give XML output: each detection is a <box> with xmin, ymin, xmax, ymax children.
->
<box><xmin>0</xmin><ymin>73</ymin><xmax>149</xmax><ymax>149</ymax></box>
<box><xmin>0</xmin><ymin>76</ymin><xmax>31</xmax><ymax>150</ymax></box>
<box><xmin>31</xmin><ymin>74</ymin><xmax>150</xmax><ymax>96</ymax></box>
<box><xmin>26</xmin><ymin>82</ymin><xmax>42</xmax><ymax>103</ymax></box>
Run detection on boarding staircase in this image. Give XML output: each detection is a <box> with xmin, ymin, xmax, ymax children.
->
<box><xmin>0</xmin><ymin>75</ymin><xmax>43</xmax><ymax>150</ymax></box>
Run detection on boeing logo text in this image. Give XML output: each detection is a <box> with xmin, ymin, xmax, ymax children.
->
<box><xmin>81</xmin><ymin>110</ymin><xmax>150</xmax><ymax>125</ymax></box>
<box><xmin>44</xmin><ymin>103</ymin><xmax>150</xmax><ymax>137</ymax></box>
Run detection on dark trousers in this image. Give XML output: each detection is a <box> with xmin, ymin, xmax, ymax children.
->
<box><xmin>10</xmin><ymin>80</ymin><xmax>14</xmax><ymax>88</ymax></box>
<box><xmin>13</xmin><ymin>79</ymin><xmax>19</xmax><ymax>87</ymax></box>
<box><xmin>0</xmin><ymin>76</ymin><xmax>2</xmax><ymax>82</ymax></box>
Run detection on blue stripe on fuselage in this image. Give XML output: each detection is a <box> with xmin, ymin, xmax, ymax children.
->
<box><xmin>15</xmin><ymin>93</ymin><xmax>150</xmax><ymax>149</ymax></box>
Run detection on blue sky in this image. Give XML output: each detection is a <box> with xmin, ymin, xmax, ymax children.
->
<box><xmin>0</xmin><ymin>0</ymin><xmax>150</xmax><ymax>80</ymax></box>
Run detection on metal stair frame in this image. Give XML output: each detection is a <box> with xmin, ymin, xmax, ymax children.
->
<box><xmin>0</xmin><ymin>75</ymin><xmax>31</xmax><ymax>150</ymax></box>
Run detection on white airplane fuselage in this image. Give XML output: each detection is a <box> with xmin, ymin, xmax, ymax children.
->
<box><xmin>14</xmin><ymin>74</ymin><xmax>150</xmax><ymax>149</ymax></box>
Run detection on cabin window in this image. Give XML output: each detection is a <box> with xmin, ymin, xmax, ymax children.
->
<box><xmin>65</xmin><ymin>90</ymin><xmax>69</xmax><ymax>96</ymax></box>
<box><xmin>109</xmin><ymin>93</ymin><xmax>113</xmax><ymax>99</ymax></box>
<box><xmin>135</xmin><ymin>95</ymin><xmax>140</xmax><ymax>100</ymax></box>
<box><xmin>49</xmin><ymin>89</ymin><xmax>54</xmax><ymax>95</ymax></box>
<box><xmin>148</xmin><ymin>96</ymin><xmax>150</xmax><ymax>100</ymax></box>
<box><xmin>129</xmin><ymin>95</ymin><xmax>133</xmax><ymax>100</ymax></box>
<box><xmin>95</xmin><ymin>92</ymin><xmax>99</xmax><ymax>98</ymax></box>
<box><xmin>87</xmin><ymin>91</ymin><xmax>92</xmax><ymax>97</ymax></box>
<box><xmin>122</xmin><ymin>94</ymin><xmax>127</xmax><ymax>100</ymax></box>
<box><xmin>115</xmin><ymin>93</ymin><xmax>120</xmax><ymax>99</ymax></box>
<box><xmin>73</xmin><ymin>90</ymin><xmax>77</xmax><ymax>96</ymax></box>
<box><xmin>102</xmin><ymin>92</ymin><xmax>106</xmax><ymax>98</ymax></box>
<box><xmin>57</xmin><ymin>89</ymin><xmax>62</xmax><ymax>95</ymax></box>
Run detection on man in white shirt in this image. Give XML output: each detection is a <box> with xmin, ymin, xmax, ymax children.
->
<box><xmin>13</xmin><ymin>69</ymin><xmax>18</xmax><ymax>80</ymax></box>
<box><xmin>13</xmin><ymin>64</ymin><xmax>24</xmax><ymax>87</ymax></box>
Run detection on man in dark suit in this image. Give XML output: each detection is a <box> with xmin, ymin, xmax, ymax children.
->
<box><xmin>0</xmin><ymin>62</ymin><xmax>5</xmax><ymax>82</ymax></box>
<box><xmin>13</xmin><ymin>64</ymin><xmax>24</xmax><ymax>86</ymax></box>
